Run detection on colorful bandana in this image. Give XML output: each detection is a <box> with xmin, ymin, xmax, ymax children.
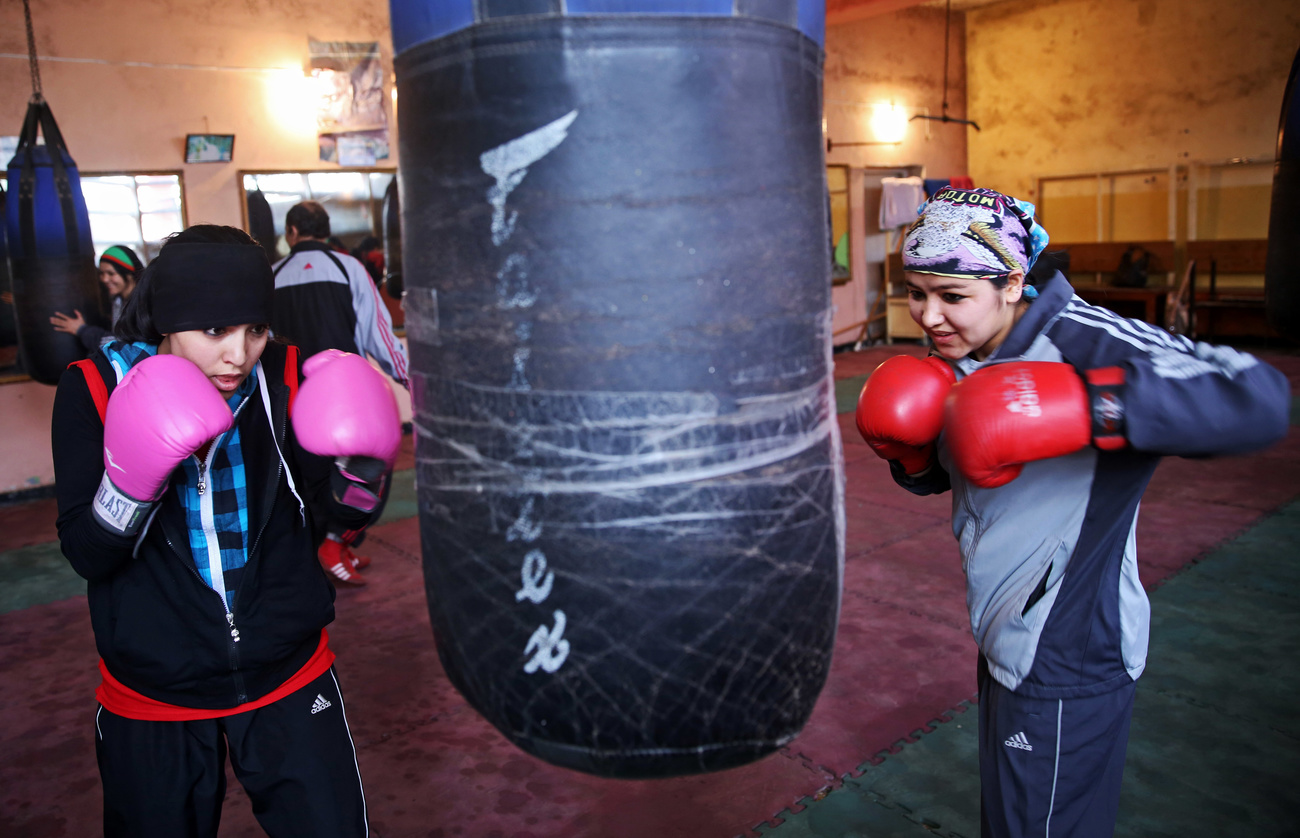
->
<box><xmin>902</xmin><ymin>187</ymin><xmax>1050</xmax><ymax>279</ymax></box>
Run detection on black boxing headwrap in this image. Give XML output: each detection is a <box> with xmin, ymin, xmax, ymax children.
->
<box><xmin>150</xmin><ymin>243</ymin><xmax>274</xmax><ymax>333</ymax></box>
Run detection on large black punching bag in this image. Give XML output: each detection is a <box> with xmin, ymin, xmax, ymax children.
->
<box><xmin>382</xmin><ymin>178</ymin><xmax>403</xmax><ymax>299</ymax></box>
<box><xmin>5</xmin><ymin>99</ymin><xmax>105</xmax><ymax>384</ymax></box>
<box><xmin>1266</xmin><ymin>45</ymin><xmax>1300</xmax><ymax>341</ymax></box>
<box><xmin>391</xmin><ymin>0</ymin><xmax>842</xmax><ymax>778</ymax></box>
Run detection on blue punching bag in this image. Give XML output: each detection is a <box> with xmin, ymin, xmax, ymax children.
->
<box><xmin>391</xmin><ymin>0</ymin><xmax>843</xmax><ymax>778</ymax></box>
<box><xmin>5</xmin><ymin>98</ymin><xmax>104</xmax><ymax>384</ymax></box>
<box><xmin>1266</xmin><ymin>45</ymin><xmax>1300</xmax><ymax>341</ymax></box>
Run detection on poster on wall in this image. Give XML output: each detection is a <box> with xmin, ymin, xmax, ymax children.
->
<box><xmin>319</xmin><ymin>130</ymin><xmax>390</xmax><ymax>166</ymax></box>
<box><xmin>310</xmin><ymin>38</ymin><xmax>390</xmax><ymax>165</ymax></box>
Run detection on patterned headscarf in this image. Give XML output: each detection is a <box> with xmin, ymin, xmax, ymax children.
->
<box><xmin>901</xmin><ymin>187</ymin><xmax>1049</xmax><ymax>281</ymax></box>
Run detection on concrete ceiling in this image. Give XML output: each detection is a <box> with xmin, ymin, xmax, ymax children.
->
<box><xmin>827</xmin><ymin>0</ymin><xmax>1010</xmax><ymax>28</ymax></box>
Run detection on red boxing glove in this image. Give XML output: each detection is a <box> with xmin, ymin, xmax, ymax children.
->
<box><xmin>944</xmin><ymin>361</ymin><xmax>1127</xmax><ymax>488</ymax></box>
<box><xmin>856</xmin><ymin>355</ymin><xmax>957</xmax><ymax>474</ymax></box>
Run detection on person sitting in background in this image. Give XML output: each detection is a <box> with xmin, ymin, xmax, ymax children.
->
<box><xmin>50</xmin><ymin>245</ymin><xmax>145</xmax><ymax>351</ymax></box>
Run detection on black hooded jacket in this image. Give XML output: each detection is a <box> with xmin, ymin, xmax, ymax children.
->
<box><xmin>52</xmin><ymin>341</ymin><xmax>371</xmax><ymax>708</ymax></box>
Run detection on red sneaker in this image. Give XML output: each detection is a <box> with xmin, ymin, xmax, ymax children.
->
<box><xmin>318</xmin><ymin>539</ymin><xmax>367</xmax><ymax>586</ymax></box>
<box><xmin>343</xmin><ymin>543</ymin><xmax>372</xmax><ymax>570</ymax></box>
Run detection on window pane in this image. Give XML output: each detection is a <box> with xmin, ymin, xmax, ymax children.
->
<box><xmin>254</xmin><ymin>173</ymin><xmax>310</xmax><ymax>195</ymax></box>
<box><xmin>136</xmin><ymin>180</ymin><xmax>182</xmax><ymax>214</ymax></box>
<box><xmin>1195</xmin><ymin>162</ymin><xmax>1272</xmax><ymax>240</ymax></box>
<box><xmin>307</xmin><ymin>171</ymin><xmax>368</xmax><ymax>198</ymax></box>
<box><xmin>141</xmin><ymin>210</ymin><xmax>184</xmax><ymax>244</ymax></box>
<box><xmin>307</xmin><ymin>172</ymin><xmax>374</xmax><ymax>244</ymax></box>
<box><xmin>244</xmin><ymin>170</ymin><xmax>395</xmax><ymax>249</ymax></box>
<box><xmin>90</xmin><ymin>213</ymin><xmax>146</xmax><ymax>245</ymax></box>
<box><xmin>369</xmin><ymin>172</ymin><xmax>394</xmax><ymax>197</ymax></box>
<box><xmin>82</xmin><ymin>181</ymin><xmax>140</xmax><ymax>215</ymax></box>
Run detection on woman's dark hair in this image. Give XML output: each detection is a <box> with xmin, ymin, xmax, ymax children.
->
<box><xmin>979</xmin><ymin>250</ymin><xmax>1065</xmax><ymax>293</ymax></box>
<box><xmin>1026</xmin><ymin>250</ymin><xmax>1068</xmax><ymax>287</ymax></box>
<box><xmin>285</xmin><ymin>201</ymin><xmax>331</xmax><ymax>239</ymax></box>
<box><xmin>114</xmin><ymin>225</ymin><xmax>260</xmax><ymax>343</ymax></box>
<box><xmin>352</xmin><ymin>236</ymin><xmax>381</xmax><ymax>257</ymax></box>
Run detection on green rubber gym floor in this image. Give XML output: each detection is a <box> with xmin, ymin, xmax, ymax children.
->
<box><xmin>757</xmin><ymin>500</ymin><xmax>1300</xmax><ymax>838</ymax></box>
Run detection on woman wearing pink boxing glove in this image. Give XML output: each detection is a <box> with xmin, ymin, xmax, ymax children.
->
<box><xmin>859</xmin><ymin>187</ymin><xmax>1290</xmax><ymax>838</ymax></box>
<box><xmin>52</xmin><ymin>224</ymin><xmax>399</xmax><ymax>838</ymax></box>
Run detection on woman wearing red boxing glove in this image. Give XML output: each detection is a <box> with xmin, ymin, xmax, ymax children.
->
<box><xmin>864</xmin><ymin>186</ymin><xmax>1290</xmax><ymax>838</ymax></box>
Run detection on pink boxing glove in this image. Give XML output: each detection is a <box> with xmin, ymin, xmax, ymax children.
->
<box><xmin>94</xmin><ymin>354</ymin><xmax>235</xmax><ymax>535</ymax></box>
<box><xmin>292</xmin><ymin>350</ymin><xmax>402</xmax><ymax>511</ymax></box>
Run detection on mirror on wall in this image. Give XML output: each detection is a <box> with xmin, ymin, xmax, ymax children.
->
<box><xmin>0</xmin><ymin>171</ymin><xmax>186</xmax><ymax>384</ymax></box>
<box><xmin>240</xmin><ymin>170</ymin><xmax>395</xmax><ymax>259</ymax></box>
<box><xmin>828</xmin><ymin>164</ymin><xmax>850</xmax><ymax>285</ymax></box>
<box><xmin>240</xmin><ymin>169</ymin><xmax>402</xmax><ymax>328</ymax></box>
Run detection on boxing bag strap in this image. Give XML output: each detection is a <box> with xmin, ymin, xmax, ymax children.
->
<box><xmin>16</xmin><ymin>103</ymin><xmax>40</xmax><ymax>261</ymax></box>
<box><xmin>68</xmin><ymin>358</ymin><xmax>109</xmax><ymax>423</ymax></box>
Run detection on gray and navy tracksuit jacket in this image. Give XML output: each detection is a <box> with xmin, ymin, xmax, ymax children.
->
<box><xmin>898</xmin><ymin>270</ymin><xmax>1290</xmax><ymax>699</ymax></box>
<box><xmin>272</xmin><ymin>240</ymin><xmax>409</xmax><ymax>387</ymax></box>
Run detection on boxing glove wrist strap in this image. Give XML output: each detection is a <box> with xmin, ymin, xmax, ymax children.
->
<box><xmin>331</xmin><ymin>456</ymin><xmax>388</xmax><ymax>512</ymax></box>
<box><xmin>1084</xmin><ymin>366</ymin><xmax>1127</xmax><ymax>451</ymax></box>
<box><xmin>91</xmin><ymin>472</ymin><xmax>155</xmax><ymax>537</ymax></box>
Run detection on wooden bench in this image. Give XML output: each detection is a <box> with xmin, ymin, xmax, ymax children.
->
<box><xmin>1184</xmin><ymin>239</ymin><xmax>1269</xmax><ymax>338</ymax></box>
<box><xmin>1050</xmin><ymin>241</ymin><xmax>1176</xmax><ymax>279</ymax></box>
<box><xmin>1051</xmin><ymin>241</ymin><xmax>1177</xmax><ymax>325</ymax></box>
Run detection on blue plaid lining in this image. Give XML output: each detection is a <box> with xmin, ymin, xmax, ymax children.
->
<box><xmin>103</xmin><ymin>340</ymin><xmax>157</xmax><ymax>379</ymax></box>
<box><xmin>102</xmin><ymin>342</ymin><xmax>256</xmax><ymax>610</ymax></box>
<box><xmin>177</xmin><ymin>375</ymin><xmax>256</xmax><ymax>610</ymax></box>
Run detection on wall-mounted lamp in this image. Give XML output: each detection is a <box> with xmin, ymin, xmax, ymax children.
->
<box><xmin>825</xmin><ymin>101</ymin><xmax>908</xmax><ymax>152</ymax></box>
<box><xmin>869</xmin><ymin>103</ymin><xmax>909</xmax><ymax>143</ymax></box>
<box><xmin>264</xmin><ymin>69</ymin><xmax>318</xmax><ymax>137</ymax></box>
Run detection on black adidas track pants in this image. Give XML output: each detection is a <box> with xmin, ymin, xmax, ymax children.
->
<box><xmin>95</xmin><ymin>667</ymin><xmax>367</xmax><ymax>838</ymax></box>
<box><xmin>977</xmin><ymin>654</ymin><xmax>1136</xmax><ymax>838</ymax></box>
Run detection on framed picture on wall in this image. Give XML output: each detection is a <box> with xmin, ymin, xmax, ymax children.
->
<box><xmin>184</xmin><ymin>134</ymin><xmax>235</xmax><ymax>164</ymax></box>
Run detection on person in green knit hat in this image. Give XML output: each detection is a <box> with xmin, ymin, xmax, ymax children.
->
<box><xmin>50</xmin><ymin>245</ymin><xmax>146</xmax><ymax>351</ymax></box>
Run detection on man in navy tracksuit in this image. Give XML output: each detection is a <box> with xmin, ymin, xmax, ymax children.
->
<box><xmin>857</xmin><ymin>187</ymin><xmax>1291</xmax><ymax>836</ymax></box>
<box><xmin>272</xmin><ymin>201</ymin><xmax>410</xmax><ymax>586</ymax></box>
